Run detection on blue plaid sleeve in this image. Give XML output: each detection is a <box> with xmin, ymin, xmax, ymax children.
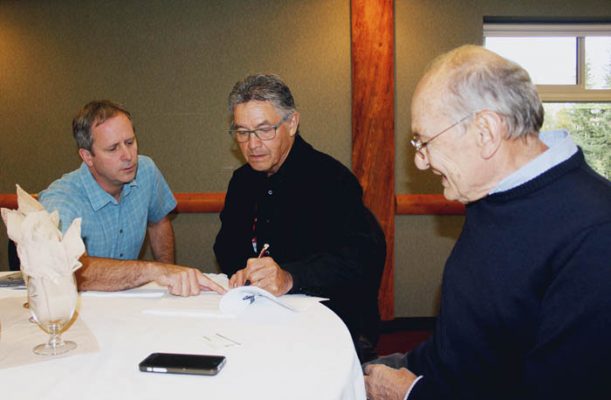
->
<box><xmin>139</xmin><ymin>156</ymin><xmax>176</xmax><ymax>224</ymax></box>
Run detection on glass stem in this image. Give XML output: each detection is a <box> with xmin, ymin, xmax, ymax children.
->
<box><xmin>48</xmin><ymin>323</ymin><xmax>64</xmax><ymax>348</ymax></box>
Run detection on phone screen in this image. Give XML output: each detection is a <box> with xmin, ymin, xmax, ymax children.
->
<box><xmin>139</xmin><ymin>352</ymin><xmax>226</xmax><ymax>376</ymax></box>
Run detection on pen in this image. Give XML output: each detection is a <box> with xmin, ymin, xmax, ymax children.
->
<box><xmin>245</xmin><ymin>243</ymin><xmax>269</xmax><ymax>286</ymax></box>
<box><xmin>257</xmin><ymin>243</ymin><xmax>270</xmax><ymax>258</ymax></box>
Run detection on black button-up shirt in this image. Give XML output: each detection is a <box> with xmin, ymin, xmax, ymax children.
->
<box><xmin>214</xmin><ymin>135</ymin><xmax>386</xmax><ymax>342</ymax></box>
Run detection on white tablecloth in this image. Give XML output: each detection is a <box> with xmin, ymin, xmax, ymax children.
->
<box><xmin>0</xmin><ymin>274</ymin><xmax>366</xmax><ymax>400</ymax></box>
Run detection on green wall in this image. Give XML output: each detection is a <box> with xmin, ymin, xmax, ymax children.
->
<box><xmin>1</xmin><ymin>0</ymin><xmax>609</xmax><ymax>317</ymax></box>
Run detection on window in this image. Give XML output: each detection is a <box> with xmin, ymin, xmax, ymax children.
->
<box><xmin>484</xmin><ymin>18</ymin><xmax>611</xmax><ymax>179</ymax></box>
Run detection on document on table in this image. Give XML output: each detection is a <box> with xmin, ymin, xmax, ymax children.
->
<box><xmin>142</xmin><ymin>293</ymin><xmax>233</xmax><ymax>319</ymax></box>
<box><xmin>219</xmin><ymin>285</ymin><xmax>327</xmax><ymax>314</ymax></box>
<box><xmin>142</xmin><ymin>285</ymin><xmax>327</xmax><ymax>321</ymax></box>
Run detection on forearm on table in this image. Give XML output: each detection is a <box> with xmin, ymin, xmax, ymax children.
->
<box><xmin>76</xmin><ymin>255</ymin><xmax>162</xmax><ymax>291</ymax></box>
<box><xmin>147</xmin><ymin>216</ymin><xmax>175</xmax><ymax>264</ymax></box>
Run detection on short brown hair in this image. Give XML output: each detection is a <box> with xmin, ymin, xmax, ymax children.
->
<box><xmin>72</xmin><ymin>100</ymin><xmax>132</xmax><ymax>153</ymax></box>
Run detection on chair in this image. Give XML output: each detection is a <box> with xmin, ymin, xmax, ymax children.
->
<box><xmin>8</xmin><ymin>239</ymin><xmax>20</xmax><ymax>271</ymax></box>
<box><xmin>355</xmin><ymin>207</ymin><xmax>387</xmax><ymax>362</ymax></box>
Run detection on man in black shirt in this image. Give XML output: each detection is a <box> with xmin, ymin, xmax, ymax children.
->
<box><xmin>214</xmin><ymin>74</ymin><xmax>386</xmax><ymax>357</ymax></box>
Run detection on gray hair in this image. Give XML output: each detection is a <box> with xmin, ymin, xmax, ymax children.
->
<box><xmin>227</xmin><ymin>74</ymin><xmax>297</xmax><ymax>126</ymax></box>
<box><xmin>72</xmin><ymin>100</ymin><xmax>133</xmax><ymax>153</ymax></box>
<box><xmin>425</xmin><ymin>45</ymin><xmax>543</xmax><ymax>139</ymax></box>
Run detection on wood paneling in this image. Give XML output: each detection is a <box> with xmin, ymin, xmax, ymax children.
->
<box><xmin>0</xmin><ymin>193</ymin><xmax>228</xmax><ymax>214</ymax></box>
<box><xmin>174</xmin><ymin>192</ymin><xmax>225</xmax><ymax>213</ymax></box>
<box><xmin>351</xmin><ymin>0</ymin><xmax>395</xmax><ymax>320</ymax></box>
<box><xmin>0</xmin><ymin>192</ymin><xmax>464</xmax><ymax>215</ymax></box>
<box><xmin>0</xmin><ymin>193</ymin><xmax>465</xmax><ymax>215</ymax></box>
<box><xmin>0</xmin><ymin>194</ymin><xmax>19</xmax><ymax>210</ymax></box>
<box><xmin>396</xmin><ymin>194</ymin><xmax>464</xmax><ymax>215</ymax></box>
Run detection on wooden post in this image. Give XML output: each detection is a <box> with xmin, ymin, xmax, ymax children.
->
<box><xmin>351</xmin><ymin>0</ymin><xmax>395</xmax><ymax>320</ymax></box>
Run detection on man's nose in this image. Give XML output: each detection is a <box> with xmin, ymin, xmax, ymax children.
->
<box><xmin>120</xmin><ymin>144</ymin><xmax>132</xmax><ymax>161</ymax></box>
<box><xmin>414</xmin><ymin>151</ymin><xmax>430</xmax><ymax>170</ymax></box>
<box><xmin>247</xmin><ymin>132</ymin><xmax>262</xmax><ymax>148</ymax></box>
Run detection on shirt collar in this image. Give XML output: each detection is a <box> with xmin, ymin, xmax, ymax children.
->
<box><xmin>490</xmin><ymin>130</ymin><xmax>578</xmax><ymax>194</ymax></box>
<box><xmin>79</xmin><ymin>162</ymin><xmax>139</xmax><ymax>211</ymax></box>
<box><xmin>267</xmin><ymin>134</ymin><xmax>307</xmax><ymax>184</ymax></box>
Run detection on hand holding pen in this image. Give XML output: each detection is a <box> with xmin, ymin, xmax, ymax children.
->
<box><xmin>228</xmin><ymin>244</ymin><xmax>270</xmax><ymax>288</ymax></box>
<box><xmin>257</xmin><ymin>243</ymin><xmax>270</xmax><ymax>259</ymax></box>
<box><xmin>228</xmin><ymin>244</ymin><xmax>294</xmax><ymax>296</ymax></box>
<box><xmin>245</xmin><ymin>243</ymin><xmax>270</xmax><ymax>285</ymax></box>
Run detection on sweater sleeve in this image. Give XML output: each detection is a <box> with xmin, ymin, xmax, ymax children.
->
<box><xmin>405</xmin><ymin>223</ymin><xmax>611</xmax><ymax>400</ymax></box>
<box><xmin>408</xmin><ymin>376</ymin><xmax>448</xmax><ymax>399</ymax></box>
<box><xmin>521</xmin><ymin>221</ymin><xmax>611</xmax><ymax>399</ymax></box>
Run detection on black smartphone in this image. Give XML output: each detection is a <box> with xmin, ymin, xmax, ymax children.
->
<box><xmin>139</xmin><ymin>352</ymin><xmax>226</xmax><ymax>376</ymax></box>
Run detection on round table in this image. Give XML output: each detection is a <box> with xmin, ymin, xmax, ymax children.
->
<box><xmin>0</xmin><ymin>273</ymin><xmax>366</xmax><ymax>400</ymax></box>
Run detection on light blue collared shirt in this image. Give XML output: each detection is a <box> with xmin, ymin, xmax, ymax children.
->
<box><xmin>490</xmin><ymin>130</ymin><xmax>578</xmax><ymax>194</ymax></box>
<box><xmin>39</xmin><ymin>155</ymin><xmax>176</xmax><ymax>259</ymax></box>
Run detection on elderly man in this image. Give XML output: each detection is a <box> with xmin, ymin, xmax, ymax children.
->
<box><xmin>364</xmin><ymin>45</ymin><xmax>611</xmax><ymax>399</ymax></box>
<box><xmin>39</xmin><ymin>100</ymin><xmax>224</xmax><ymax>296</ymax></box>
<box><xmin>214</xmin><ymin>74</ymin><xmax>386</xmax><ymax>357</ymax></box>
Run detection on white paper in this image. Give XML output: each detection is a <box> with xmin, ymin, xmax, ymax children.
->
<box><xmin>140</xmin><ymin>284</ymin><xmax>327</xmax><ymax>323</ymax></box>
<box><xmin>219</xmin><ymin>286</ymin><xmax>297</xmax><ymax>315</ymax></box>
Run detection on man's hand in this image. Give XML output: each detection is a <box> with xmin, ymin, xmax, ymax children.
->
<box><xmin>228</xmin><ymin>257</ymin><xmax>293</xmax><ymax>296</ymax></box>
<box><xmin>364</xmin><ymin>364</ymin><xmax>417</xmax><ymax>400</ymax></box>
<box><xmin>154</xmin><ymin>265</ymin><xmax>226</xmax><ymax>296</ymax></box>
<box><xmin>228</xmin><ymin>268</ymin><xmax>248</xmax><ymax>288</ymax></box>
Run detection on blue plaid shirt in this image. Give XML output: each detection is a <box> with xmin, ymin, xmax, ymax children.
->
<box><xmin>39</xmin><ymin>155</ymin><xmax>177</xmax><ymax>260</ymax></box>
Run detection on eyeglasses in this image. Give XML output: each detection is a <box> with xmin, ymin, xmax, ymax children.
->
<box><xmin>410</xmin><ymin>113</ymin><xmax>475</xmax><ymax>156</ymax></box>
<box><xmin>229</xmin><ymin>112</ymin><xmax>293</xmax><ymax>143</ymax></box>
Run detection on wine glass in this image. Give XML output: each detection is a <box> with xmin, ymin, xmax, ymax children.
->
<box><xmin>21</xmin><ymin>271</ymin><xmax>37</xmax><ymax>324</ymax></box>
<box><xmin>26</xmin><ymin>273</ymin><xmax>78</xmax><ymax>356</ymax></box>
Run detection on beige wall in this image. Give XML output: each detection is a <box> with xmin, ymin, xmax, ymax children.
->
<box><xmin>0</xmin><ymin>0</ymin><xmax>351</xmax><ymax>279</ymax></box>
<box><xmin>1</xmin><ymin>0</ymin><xmax>609</xmax><ymax>317</ymax></box>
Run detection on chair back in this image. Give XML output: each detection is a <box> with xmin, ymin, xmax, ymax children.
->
<box><xmin>8</xmin><ymin>240</ymin><xmax>20</xmax><ymax>271</ymax></box>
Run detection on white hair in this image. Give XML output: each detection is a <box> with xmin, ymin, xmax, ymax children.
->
<box><xmin>424</xmin><ymin>45</ymin><xmax>544</xmax><ymax>139</ymax></box>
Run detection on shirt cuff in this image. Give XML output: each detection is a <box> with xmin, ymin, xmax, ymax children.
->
<box><xmin>404</xmin><ymin>375</ymin><xmax>423</xmax><ymax>400</ymax></box>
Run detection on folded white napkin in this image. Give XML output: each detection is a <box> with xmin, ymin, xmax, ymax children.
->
<box><xmin>1</xmin><ymin>185</ymin><xmax>85</xmax><ymax>280</ymax></box>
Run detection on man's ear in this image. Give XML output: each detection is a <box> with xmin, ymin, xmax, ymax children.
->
<box><xmin>79</xmin><ymin>148</ymin><xmax>94</xmax><ymax>167</ymax></box>
<box><xmin>476</xmin><ymin>110</ymin><xmax>504</xmax><ymax>159</ymax></box>
<box><xmin>288</xmin><ymin>111</ymin><xmax>300</xmax><ymax>137</ymax></box>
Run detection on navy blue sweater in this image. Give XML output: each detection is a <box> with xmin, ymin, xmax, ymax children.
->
<box><xmin>408</xmin><ymin>150</ymin><xmax>611</xmax><ymax>399</ymax></box>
